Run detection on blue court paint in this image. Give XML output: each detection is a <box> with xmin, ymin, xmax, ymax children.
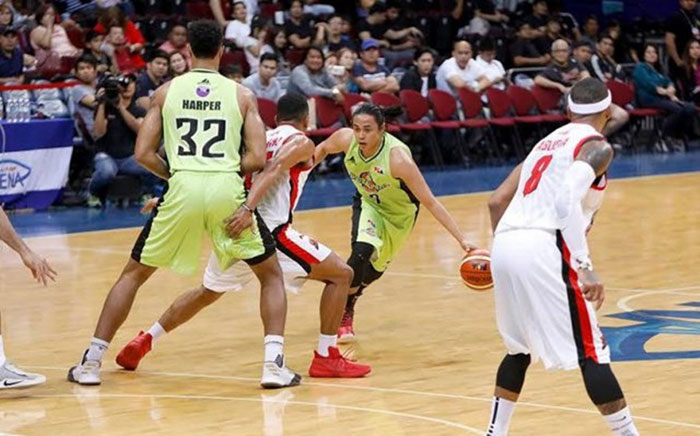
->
<box><xmin>601</xmin><ymin>302</ymin><xmax>700</xmax><ymax>361</ymax></box>
<box><xmin>7</xmin><ymin>150</ymin><xmax>700</xmax><ymax>237</ymax></box>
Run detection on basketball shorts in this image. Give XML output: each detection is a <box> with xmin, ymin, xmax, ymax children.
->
<box><xmin>491</xmin><ymin>228</ymin><xmax>610</xmax><ymax>370</ymax></box>
<box><xmin>204</xmin><ymin>224</ymin><xmax>332</xmax><ymax>294</ymax></box>
<box><xmin>131</xmin><ymin>171</ymin><xmax>274</xmax><ymax>275</ymax></box>
<box><xmin>351</xmin><ymin>196</ymin><xmax>416</xmax><ymax>272</ymax></box>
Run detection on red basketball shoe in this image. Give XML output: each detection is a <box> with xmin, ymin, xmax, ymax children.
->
<box><xmin>116</xmin><ymin>331</ymin><xmax>152</xmax><ymax>370</ymax></box>
<box><xmin>337</xmin><ymin>311</ymin><xmax>355</xmax><ymax>343</ymax></box>
<box><xmin>309</xmin><ymin>347</ymin><xmax>371</xmax><ymax>378</ymax></box>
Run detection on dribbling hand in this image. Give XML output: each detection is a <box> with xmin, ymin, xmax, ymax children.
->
<box><xmin>21</xmin><ymin>249</ymin><xmax>57</xmax><ymax>286</ymax></box>
<box><xmin>578</xmin><ymin>268</ymin><xmax>605</xmax><ymax>310</ymax></box>
<box><xmin>460</xmin><ymin>240</ymin><xmax>478</xmax><ymax>253</ymax></box>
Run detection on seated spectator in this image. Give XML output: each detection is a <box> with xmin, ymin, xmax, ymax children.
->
<box><xmin>94</xmin><ymin>6</ymin><xmax>144</xmax><ymax>59</ymax></box>
<box><xmin>334</xmin><ymin>47</ymin><xmax>359</xmax><ymax>94</ymax></box>
<box><xmin>223</xmin><ymin>64</ymin><xmax>244</xmax><ymax>83</ymax></box>
<box><xmin>665</xmin><ymin>0</ymin><xmax>700</xmax><ymax>83</ymax></box>
<box><xmin>436</xmin><ymin>40</ymin><xmax>491</xmax><ymax>97</ymax></box>
<box><xmin>358</xmin><ymin>2</ymin><xmax>422</xmax><ymax>70</ymax></box>
<box><xmin>89</xmin><ymin>73</ymin><xmax>158</xmax><ymax>205</ymax></box>
<box><xmin>84</xmin><ymin>30</ymin><xmax>113</xmax><ymax>74</ymax></box>
<box><xmin>265</xmin><ymin>27</ymin><xmax>291</xmax><ymax>86</ymax></box>
<box><xmin>474</xmin><ymin>38</ymin><xmax>506</xmax><ymax>90</ymax></box>
<box><xmin>0</xmin><ymin>26</ymin><xmax>23</xmax><ymax>84</ymax></box>
<box><xmin>605</xmin><ymin>19</ymin><xmax>638</xmax><ymax>63</ymax></box>
<box><xmin>527</xmin><ymin>0</ymin><xmax>550</xmax><ymax>37</ymax></box>
<box><xmin>134</xmin><ymin>49</ymin><xmax>168</xmax><ymax>109</ymax></box>
<box><xmin>633</xmin><ymin>43</ymin><xmax>695</xmax><ymax>146</ymax></box>
<box><xmin>287</xmin><ymin>45</ymin><xmax>345</xmax><ymax>102</ymax></box>
<box><xmin>510</xmin><ymin>21</ymin><xmax>550</xmax><ymax>68</ymax></box>
<box><xmin>353</xmin><ymin>38</ymin><xmax>400</xmax><ymax>94</ymax></box>
<box><xmin>679</xmin><ymin>40</ymin><xmax>700</xmax><ymax>103</ymax></box>
<box><xmin>105</xmin><ymin>25</ymin><xmax>143</xmax><ymax>74</ymax></box>
<box><xmin>316</xmin><ymin>14</ymin><xmax>356</xmax><ymax>53</ymax></box>
<box><xmin>535</xmin><ymin>39</ymin><xmax>588</xmax><ymax>95</ymax></box>
<box><xmin>168</xmin><ymin>51</ymin><xmax>189</xmax><ymax>78</ymax></box>
<box><xmin>242</xmin><ymin>53</ymin><xmax>283</xmax><ymax>102</ymax></box>
<box><xmin>245</xmin><ymin>18</ymin><xmax>272</xmax><ymax>74</ymax></box>
<box><xmin>589</xmin><ymin>33</ymin><xmax>625</xmax><ymax>82</ymax></box>
<box><xmin>399</xmin><ymin>47</ymin><xmax>436</xmax><ymax>97</ymax></box>
<box><xmin>70</xmin><ymin>55</ymin><xmax>99</xmax><ymax>138</ymax></box>
<box><xmin>0</xmin><ymin>4</ymin><xmax>13</xmax><ymax>27</ymax></box>
<box><xmin>209</xmin><ymin>0</ymin><xmax>255</xmax><ymax>26</ymax></box>
<box><xmin>159</xmin><ymin>23</ymin><xmax>191</xmax><ymax>69</ymax></box>
<box><xmin>30</xmin><ymin>4</ymin><xmax>81</xmax><ymax>61</ymax></box>
<box><xmin>225</xmin><ymin>2</ymin><xmax>252</xmax><ymax>48</ymax></box>
<box><xmin>536</xmin><ymin>16</ymin><xmax>565</xmax><ymax>54</ymax></box>
<box><xmin>572</xmin><ymin>40</ymin><xmax>593</xmax><ymax>67</ymax></box>
<box><xmin>285</xmin><ymin>0</ymin><xmax>314</xmax><ymax>49</ymax></box>
<box><xmin>465</xmin><ymin>0</ymin><xmax>509</xmax><ymax>36</ymax></box>
<box><xmin>549</xmin><ymin>0</ymin><xmax>581</xmax><ymax>41</ymax></box>
<box><xmin>580</xmin><ymin>14</ymin><xmax>599</xmax><ymax>47</ymax></box>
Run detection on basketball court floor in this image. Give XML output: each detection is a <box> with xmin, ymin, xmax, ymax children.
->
<box><xmin>1</xmin><ymin>157</ymin><xmax>699</xmax><ymax>435</ymax></box>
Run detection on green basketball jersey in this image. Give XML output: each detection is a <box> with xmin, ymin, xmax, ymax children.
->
<box><xmin>162</xmin><ymin>68</ymin><xmax>244</xmax><ymax>173</ymax></box>
<box><xmin>344</xmin><ymin>133</ymin><xmax>419</xmax><ymax>224</ymax></box>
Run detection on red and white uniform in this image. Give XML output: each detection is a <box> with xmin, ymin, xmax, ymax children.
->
<box><xmin>492</xmin><ymin>123</ymin><xmax>610</xmax><ymax>370</ymax></box>
<box><xmin>204</xmin><ymin>125</ymin><xmax>331</xmax><ymax>293</ymax></box>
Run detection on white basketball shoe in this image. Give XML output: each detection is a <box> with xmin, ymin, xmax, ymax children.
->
<box><xmin>0</xmin><ymin>361</ymin><xmax>46</xmax><ymax>389</ymax></box>
<box><xmin>67</xmin><ymin>351</ymin><xmax>101</xmax><ymax>385</ymax></box>
<box><xmin>260</xmin><ymin>354</ymin><xmax>301</xmax><ymax>389</ymax></box>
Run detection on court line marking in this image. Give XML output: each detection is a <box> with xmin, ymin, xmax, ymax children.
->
<box><xmin>617</xmin><ymin>288</ymin><xmax>700</xmax><ymax>313</ymax></box>
<box><xmin>18</xmin><ymin>393</ymin><xmax>482</xmax><ymax>434</ymax></box>
<box><xmin>26</xmin><ymin>366</ymin><xmax>700</xmax><ymax>430</ymax></box>
<box><xmin>19</xmin><ymin>170</ymin><xmax>700</xmax><ymax>241</ymax></box>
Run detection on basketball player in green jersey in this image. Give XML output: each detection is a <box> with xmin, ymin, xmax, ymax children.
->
<box><xmin>68</xmin><ymin>20</ymin><xmax>300</xmax><ymax>388</ymax></box>
<box><xmin>314</xmin><ymin>103</ymin><xmax>477</xmax><ymax>341</ymax></box>
<box><xmin>0</xmin><ymin>206</ymin><xmax>56</xmax><ymax>389</ymax></box>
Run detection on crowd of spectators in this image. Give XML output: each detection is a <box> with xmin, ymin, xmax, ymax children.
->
<box><xmin>0</xmin><ymin>0</ymin><xmax>699</xmax><ymax>203</ymax></box>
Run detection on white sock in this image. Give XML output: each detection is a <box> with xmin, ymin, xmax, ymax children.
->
<box><xmin>317</xmin><ymin>334</ymin><xmax>337</xmax><ymax>357</ymax></box>
<box><xmin>85</xmin><ymin>337</ymin><xmax>109</xmax><ymax>362</ymax></box>
<box><xmin>604</xmin><ymin>407</ymin><xmax>639</xmax><ymax>436</ymax></box>
<box><xmin>264</xmin><ymin>335</ymin><xmax>284</xmax><ymax>362</ymax></box>
<box><xmin>147</xmin><ymin>322</ymin><xmax>166</xmax><ymax>345</ymax></box>
<box><xmin>485</xmin><ymin>397</ymin><xmax>516</xmax><ymax>436</ymax></box>
<box><xmin>0</xmin><ymin>335</ymin><xmax>6</xmax><ymax>367</ymax></box>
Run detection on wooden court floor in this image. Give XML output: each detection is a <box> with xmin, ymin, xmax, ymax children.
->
<box><xmin>1</xmin><ymin>172</ymin><xmax>699</xmax><ymax>435</ymax></box>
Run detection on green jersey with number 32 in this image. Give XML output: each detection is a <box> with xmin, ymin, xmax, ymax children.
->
<box><xmin>162</xmin><ymin>68</ymin><xmax>243</xmax><ymax>173</ymax></box>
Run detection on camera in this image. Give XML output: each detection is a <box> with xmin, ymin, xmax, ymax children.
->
<box><xmin>97</xmin><ymin>73</ymin><xmax>131</xmax><ymax>106</ymax></box>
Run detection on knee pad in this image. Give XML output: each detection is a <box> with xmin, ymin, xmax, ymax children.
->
<box><xmin>347</xmin><ymin>242</ymin><xmax>375</xmax><ymax>288</ymax></box>
<box><xmin>362</xmin><ymin>264</ymin><xmax>383</xmax><ymax>287</ymax></box>
<box><xmin>496</xmin><ymin>353</ymin><xmax>531</xmax><ymax>394</ymax></box>
<box><xmin>580</xmin><ymin>358</ymin><xmax>624</xmax><ymax>405</ymax></box>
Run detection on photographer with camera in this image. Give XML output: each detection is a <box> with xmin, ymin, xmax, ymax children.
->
<box><xmin>88</xmin><ymin>73</ymin><xmax>159</xmax><ymax>207</ymax></box>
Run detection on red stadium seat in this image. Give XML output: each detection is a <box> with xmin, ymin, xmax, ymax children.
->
<box><xmin>307</xmin><ymin>96</ymin><xmax>343</xmax><ymax>139</ymax></box>
<box><xmin>219</xmin><ymin>49</ymin><xmax>249</xmax><ymax>77</ymax></box>
<box><xmin>370</xmin><ymin>91</ymin><xmax>401</xmax><ymax>134</ymax></box>
<box><xmin>186</xmin><ymin>1</ymin><xmax>214</xmax><ymax>19</ymax></box>
<box><xmin>285</xmin><ymin>49</ymin><xmax>307</xmax><ymax>68</ymax></box>
<box><xmin>531</xmin><ymin>85</ymin><xmax>565</xmax><ymax>114</ymax></box>
<box><xmin>484</xmin><ymin>88</ymin><xmax>526</xmax><ymax>158</ymax></box>
<box><xmin>427</xmin><ymin>89</ymin><xmax>467</xmax><ymax>165</ymax></box>
<box><xmin>606</xmin><ymin>80</ymin><xmax>661</xmax><ymax>117</ymax></box>
<box><xmin>398</xmin><ymin>90</ymin><xmax>443</xmax><ymax>167</ymax></box>
<box><xmin>343</xmin><ymin>93</ymin><xmax>369</xmax><ymax>121</ymax></box>
<box><xmin>257</xmin><ymin>98</ymin><xmax>277</xmax><ymax>129</ymax></box>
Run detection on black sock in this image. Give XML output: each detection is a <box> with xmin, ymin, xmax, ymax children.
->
<box><xmin>345</xmin><ymin>287</ymin><xmax>364</xmax><ymax>314</ymax></box>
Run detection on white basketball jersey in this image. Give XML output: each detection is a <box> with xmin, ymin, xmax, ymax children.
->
<box><xmin>251</xmin><ymin>124</ymin><xmax>312</xmax><ymax>230</ymax></box>
<box><xmin>496</xmin><ymin>123</ymin><xmax>606</xmax><ymax>234</ymax></box>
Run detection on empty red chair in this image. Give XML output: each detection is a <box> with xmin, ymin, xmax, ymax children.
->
<box><xmin>507</xmin><ymin>85</ymin><xmax>567</xmax><ymax>124</ymax></box>
<box><xmin>343</xmin><ymin>93</ymin><xmax>369</xmax><ymax>121</ymax></box>
<box><xmin>484</xmin><ymin>88</ymin><xmax>526</xmax><ymax>158</ymax></box>
<box><xmin>606</xmin><ymin>80</ymin><xmax>660</xmax><ymax>117</ymax></box>
<box><xmin>219</xmin><ymin>49</ymin><xmax>249</xmax><ymax>76</ymax></box>
<box><xmin>427</xmin><ymin>89</ymin><xmax>467</xmax><ymax>165</ymax></box>
<box><xmin>369</xmin><ymin>91</ymin><xmax>401</xmax><ymax>134</ymax></box>
<box><xmin>186</xmin><ymin>1</ymin><xmax>214</xmax><ymax>19</ymax></box>
<box><xmin>531</xmin><ymin>85</ymin><xmax>565</xmax><ymax>114</ymax></box>
<box><xmin>286</xmin><ymin>49</ymin><xmax>307</xmax><ymax>68</ymax></box>
<box><xmin>456</xmin><ymin>88</ymin><xmax>489</xmax><ymax>128</ymax></box>
<box><xmin>307</xmin><ymin>96</ymin><xmax>343</xmax><ymax>140</ymax></box>
<box><xmin>399</xmin><ymin>89</ymin><xmax>443</xmax><ymax>167</ymax></box>
<box><xmin>257</xmin><ymin>98</ymin><xmax>277</xmax><ymax>129</ymax></box>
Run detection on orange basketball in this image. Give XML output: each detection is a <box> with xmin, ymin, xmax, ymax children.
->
<box><xmin>460</xmin><ymin>249</ymin><xmax>493</xmax><ymax>291</ymax></box>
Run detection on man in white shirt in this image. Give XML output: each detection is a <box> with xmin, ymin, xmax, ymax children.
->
<box><xmin>224</xmin><ymin>1</ymin><xmax>254</xmax><ymax>48</ymax></box>
<box><xmin>474</xmin><ymin>37</ymin><xmax>506</xmax><ymax>90</ymax></box>
<box><xmin>436</xmin><ymin>40</ymin><xmax>491</xmax><ymax>97</ymax></box>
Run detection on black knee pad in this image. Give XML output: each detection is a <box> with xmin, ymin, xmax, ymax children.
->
<box><xmin>496</xmin><ymin>353</ymin><xmax>531</xmax><ymax>394</ymax></box>
<box><xmin>362</xmin><ymin>264</ymin><xmax>383</xmax><ymax>287</ymax></box>
<box><xmin>580</xmin><ymin>358</ymin><xmax>624</xmax><ymax>405</ymax></box>
<box><xmin>347</xmin><ymin>242</ymin><xmax>375</xmax><ymax>288</ymax></box>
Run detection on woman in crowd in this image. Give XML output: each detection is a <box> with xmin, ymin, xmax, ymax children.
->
<box><xmin>633</xmin><ymin>44</ymin><xmax>695</xmax><ymax>149</ymax></box>
<box><xmin>168</xmin><ymin>51</ymin><xmax>188</xmax><ymax>78</ymax></box>
<box><xmin>399</xmin><ymin>47</ymin><xmax>437</xmax><ymax>97</ymax></box>
<box><xmin>30</xmin><ymin>4</ymin><xmax>81</xmax><ymax>60</ymax></box>
<box><xmin>679</xmin><ymin>40</ymin><xmax>700</xmax><ymax>104</ymax></box>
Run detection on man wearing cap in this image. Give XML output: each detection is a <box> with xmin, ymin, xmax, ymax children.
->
<box><xmin>0</xmin><ymin>26</ymin><xmax>23</xmax><ymax>84</ymax></box>
<box><xmin>436</xmin><ymin>39</ymin><xmax>492</xmax><ymax>97</ymax></box>
<box><xmin>353</xmin><ymin>38</ymin><xmax>399</xmax><ymax>94</ymax></box>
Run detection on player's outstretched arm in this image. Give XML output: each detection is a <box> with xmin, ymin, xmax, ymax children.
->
<box><xmin>0</xmin><ymin>207</ymin><xmax>56</xmax><ymax>285</ymax></box>
<box><xmin>556</xmin><ymin>139</ymin><xmax>613</xmax><ymax>309</ymax></box>
<box><xmin>135</xmin><ymin>82</ymin><xmax>170</xmax><ymax>180</ymax></box>
<box><xmin>238</xmin><ymin>86</ymin><xmax>267</xmax><ymax>175</ymax></box>
<box><xmin>313</xmin><ymin>127</ymin><xmax>353</xmax><ymax>168</ymax></box>
<box><xmin>488</xmin><ymin>163</ymin><xmax>522</xmax><ymax>232</ymax></box>
<box><xmin>390</xmin><ymin>148</ymin><xmax>476</xmax><ymax>253</ymax></box>
<box><xmin>224</xmin><ymin>136</ymin><xmax>315</xmax><ymax>237</ymax></box>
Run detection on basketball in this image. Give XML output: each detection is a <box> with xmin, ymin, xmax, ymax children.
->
<box><xmin>460</xmin><ymin>249</ymin><xmax>493</xmax><ymax>291</ymax></box>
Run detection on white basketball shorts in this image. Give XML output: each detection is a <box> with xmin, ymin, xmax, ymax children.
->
<box><xmin>491</xmin><ymin>228</ymin><xmax>610</xmax><ymax>370</ymax></box>
<box><xmin>204</xmin><ymin>224</ymin><xmax>332</xmax><ymax>294</ymax></box>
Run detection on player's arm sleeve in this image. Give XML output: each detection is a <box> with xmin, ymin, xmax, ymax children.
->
<box><xmin>554</xmin><ymin>160</ymin><xmax>596</xmax><ymax>266</ymax></box>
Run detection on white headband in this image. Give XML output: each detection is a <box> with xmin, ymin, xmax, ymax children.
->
<box><xmin>567</xmin><ymin>90</ymin><xmax>612</xmax><ymax>115</ymax></box>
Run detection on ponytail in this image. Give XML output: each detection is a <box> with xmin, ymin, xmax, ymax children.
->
<box><xmin>351</xmin><ymin>102</ymin><xmax>402</xmax><ymax>126</ymax></box>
